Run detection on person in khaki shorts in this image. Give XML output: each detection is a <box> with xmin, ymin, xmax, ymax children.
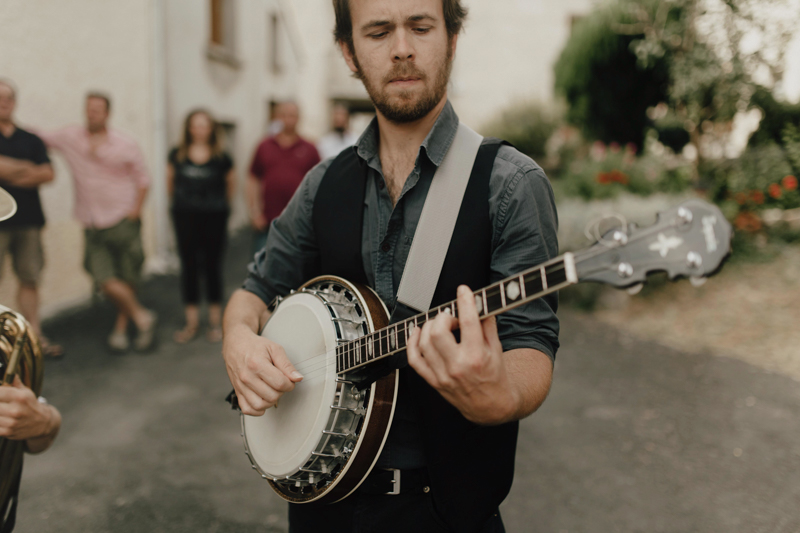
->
<box><xmin>0</xmin><ymin>78</ymin><xmax>63</xmax><ymax>357</ymax></box>
<box><xmin>37</xmin><ymin>92</ymin><xmax>157</xmax><ymax>352</ymax></box>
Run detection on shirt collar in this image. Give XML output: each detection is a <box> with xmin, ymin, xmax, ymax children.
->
<box><xmin>353</xmin><ymin>100</ymin><xmax>460</xmax><ymax>169</ymax></box>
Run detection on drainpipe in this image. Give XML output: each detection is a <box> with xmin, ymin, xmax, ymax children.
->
<box><xmin>148</xmin><ymin>0</ymin><xmax>172</xmax><ymax>273</ymax></box>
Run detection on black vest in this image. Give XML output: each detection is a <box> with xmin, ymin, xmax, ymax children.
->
<box><xmin>312</xmin><ymin>141</ymin><xmax>519</xmax><ymax>533</ymax></box>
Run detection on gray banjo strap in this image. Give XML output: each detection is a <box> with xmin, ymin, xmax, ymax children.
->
<box><xmin>393</xmin><ymin>122</ymin><xmax>484</xmax><ymax>319</ymax></box>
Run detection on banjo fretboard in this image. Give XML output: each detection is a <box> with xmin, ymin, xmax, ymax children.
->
<box><xmin>335</xmin><ymin>253</ymin><xmax>577</xmax><ymax>374</ymax></box>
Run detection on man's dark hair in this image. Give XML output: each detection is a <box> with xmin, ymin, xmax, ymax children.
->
<box><xmin>332</xmin><ymin>0</ymin><xmax>468</xmax><ymax>53</ymax></box>
<box><xmin>86</xmin><ymin>91</ymin><xmax>111</xmax><ymax>112</ymax></box>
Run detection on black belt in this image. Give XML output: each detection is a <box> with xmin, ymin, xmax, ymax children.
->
<box><xmin>358</xmin><ymin>467</ymin><xmax>430</xmax><ymax>496</ymax></box>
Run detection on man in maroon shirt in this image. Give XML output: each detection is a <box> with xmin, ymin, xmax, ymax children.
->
<box><xmin>247</xmin><ymin>102</ymin><xmax>321</xmax><ymax>253</ymax></box>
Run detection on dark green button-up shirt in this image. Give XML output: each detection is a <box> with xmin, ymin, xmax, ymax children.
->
<box><xmin>244</xmin><ymin>101</ymin><xmax>560</xmax><ymax>467</ymax></box>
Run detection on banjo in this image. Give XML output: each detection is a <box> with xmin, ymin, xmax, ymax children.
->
<box><xmin>235</xmin><ymin>199</ymin><xmax>732</xmax><ymax>504</ymax></box>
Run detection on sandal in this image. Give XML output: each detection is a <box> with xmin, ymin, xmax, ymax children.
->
<box><xmin>108</xmin><ymin>330</ymin><xmax>130</xmax><ymax>352</ymax></box>
<box><xmin>134</xmin><ymin>311</ymin><xmax>158</xmax><ymax>351</ymax></box>
<box><xmin>40</xmin><ymin>336</ymin><xmax>65</xmax><ymax>358</ymax></box>
<box><xmin>206</xmin><ymin>326</ymin><xmax>223</xmax><ymax>343</ymax></box>
<box><xmin>174</xmin><ymin>324</ymin><xmax>199</xmax><ymax>344</ymax></box>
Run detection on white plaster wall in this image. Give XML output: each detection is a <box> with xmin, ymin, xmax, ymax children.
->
<box><xmin>283</xmin><ymin>0</ymin><xmax>593</xmax><ymax>133</ymax></box>
<box><xmin>164</xmin><ymin>0</ymin><xmax>337</xmax><ymax>232</ymax></box>
<box><xmin>0</xmin><ymin>0</ymin><xmax>156</xmax><ymax>317</ymax></box>
<box><xmin>277</xmin><ymin>0</ymin><xmax>368</xmax><ymax>139</ymax></box>
<box><xmin>165</xmin><ymin>0</ymin><xmax>270</xmax><ymax>231</ymax></box>
<box><xmin>452</xmin><ymin>0</ymin><xmax>593</xmax><ymax>130</ymax></box>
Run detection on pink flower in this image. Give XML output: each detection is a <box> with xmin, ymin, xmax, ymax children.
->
<box><xmin>591</xmin><ymin>141</ymin><xmax>607</xmax><ymax>162</ymax></box>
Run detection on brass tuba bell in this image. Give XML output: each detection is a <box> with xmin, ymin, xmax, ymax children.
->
<box><xmin>0</xmin><ymin>306</ymin><xmax>44</xmax><ymax>528</ymax></box>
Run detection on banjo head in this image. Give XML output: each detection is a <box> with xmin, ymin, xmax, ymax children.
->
<box><xmin>243</xmin><ymin>292</ymin><xmax>339</xmax><ymax>478</ymax></box>
<box><xmin>239</xmin><ymin>277</ymin><xmax>397</xmax><ymax>504</ymax></box>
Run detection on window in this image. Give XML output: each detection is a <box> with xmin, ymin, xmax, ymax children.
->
<box><xmin>269</xmin><ymin>12</ymin><xmax>283</xmax><ymax>74</ymax></box>
<box><xmin>208</xmin><ymin>0</ymin><xmax>239</xmax><ymax>67</ymax></box>
<box><xmin>210</xmin><ymin>0</ymin><xmax>225</xmax><ymax>46</ymax></box>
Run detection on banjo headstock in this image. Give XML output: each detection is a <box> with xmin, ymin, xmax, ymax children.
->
<box><xmin>574</xmin><ymin>199</ymin><xmax>732</xmax><ymax>289</ymax></box>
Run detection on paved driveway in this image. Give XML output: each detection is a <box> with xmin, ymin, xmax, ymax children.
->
<box><xmin>13</xmin><ymin>234</ymin><xmax>800</xmax><ymax>532</ymax></box>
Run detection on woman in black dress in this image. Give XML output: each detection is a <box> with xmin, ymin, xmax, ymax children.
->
<box><xmin>167</xmin><ymin>109</ymin><xmax>235</xmax><ymax>343</ymax></box>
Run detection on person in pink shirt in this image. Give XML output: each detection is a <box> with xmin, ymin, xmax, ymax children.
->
<box><xmin>247</xmin><ymin>101</ymin><xmax>321</xmax><ymax>253</ymax></box>
<box><xmin>37</xmin><ymin>93</ymin><xmax>157</xmax><ymax>352</ymax></box>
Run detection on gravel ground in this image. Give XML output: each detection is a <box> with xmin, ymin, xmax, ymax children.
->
<box><xmin>593</xmin><ymin>244</ymin><xmax>800</xmax><ymax>383</ymax></box>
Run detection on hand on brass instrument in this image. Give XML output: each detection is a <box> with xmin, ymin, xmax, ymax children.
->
<box><xmin>407</xmin><ymin>285</ymin><xmax>518</xmax><ymax>425</ymax></box>
<box><xmin>223</xmin><ymin>324</ymin><xmax>303</xmax><ymax>416</ymax></box>
<box><xmin>0</xmin><ymin>376</ymin><xmax>56</xmax><ymax>441</ymax></box>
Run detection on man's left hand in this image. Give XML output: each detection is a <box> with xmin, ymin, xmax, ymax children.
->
<box><xmin>407</xmin><ymin>285</ymin><xmax>520</xmax><ymax>425</ymax></box>
<box><xmin>0</xmin><ymin>376</ymin><xmax>54</xmax><ymax>441</ymax></box>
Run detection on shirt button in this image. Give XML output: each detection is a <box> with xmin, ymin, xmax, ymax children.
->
<box><xmin>378</xmin><ymin>180</ymin><xmax>385</xmax><ymax>189</ymax></box>
<box><xmin>381</xmin><ymin>242</ymin><xmax>391</xmax><ymax>253</ymax></box>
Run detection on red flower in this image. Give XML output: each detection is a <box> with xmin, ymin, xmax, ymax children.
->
<box><xmin>734</xmin><ymin>192</ymin><xmax>748</xmax><ymax>205</ymax></box>
<box><xmin>597</xmin><ymin>172</ymin><xmax>611</xmax><ymax>184</ymax></box>
<box><xmin>734</xmin><ymin>211</ymin><xmax>762</xmax><ymax>232</ymax></box>
<box><xmin>782</xmin><ymin>175</ymin><xmax>798</xmax><ymax>191</ymax></box>
<box><xmin>768</xmin><ymin>183</ymin><xmax>782</xmax><ymax>199</ymax></box>
<box><xmin>609</xmin><ymin>169</ymin><xmax>629</xmax><ymax>185</ymax></box>
<box><xmin>750</xmin><ymin>190</ymin><xmax>765</xmax><ymax>205</ymax></box>
<box><xmin>625</xmin><ymin>142</ymin><xmax>638</xmax><ymax>154</ymax></box>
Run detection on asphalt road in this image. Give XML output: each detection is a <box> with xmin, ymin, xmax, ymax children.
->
<box><xmin>13</xmin><ymin>233</ymin><xmax>800</xmax><ymax>533</ymax></box>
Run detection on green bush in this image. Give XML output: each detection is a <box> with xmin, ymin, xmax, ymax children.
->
<box><xmin>653</xmin><ymin>113</ymin><xmax>691</xmax><ymax>153</ymax></box>
<box><xmin>557</xmin><ymin>142</ymin><xmax>691</xmax><ymax>201</ymax></box>
<box><xmin>483</xmin><ymin>102</ymin><xmax>562</xmax><ymax>161</ymax></box>
<box><xmin>700</xmin><ymin>144</ymin><xmax>799</xmax><ymax>233</ymax></box>
<box><xmin>553</xmin><ymin>3</ymin><xmax>670</xmax><ymax>149</ymax></box>
<box><xmin>783</xmin><ymin>124</ymin><xmax>800</xmax><ymax>174</ymax></box>
<box><xmin>748</xmin><ymin>87</ymin><xmax>800</xmax><ymax>148</ymax></box>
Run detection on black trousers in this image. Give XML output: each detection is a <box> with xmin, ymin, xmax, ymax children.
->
<box><xmin>172</xmin><ymin>210</ymin><xmax>228</xmax><ymax>305</ymax></box>
<box><xmin>288</xmin><ymin>490</ymin><xmax>505</xmax><ymax>533</ymax></box>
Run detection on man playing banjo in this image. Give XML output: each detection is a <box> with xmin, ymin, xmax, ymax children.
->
<box><xmin>222</xmin><ymin>0</ymin><xmax>559</xmax><ymax>531</ymax></box>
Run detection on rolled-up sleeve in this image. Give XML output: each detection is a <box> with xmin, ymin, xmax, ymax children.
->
<box><xmin>243</xmin><ymin>159</ymin><xmax>332</xmax><ymax>304</ymax></box>
<box><xmin>489</xmin><ymin>146</ymin><xmax>560</xmax><ymax>360</ymax></box>
<box><xmin>31</xmin><ymin>126</ymin><xmax>72</xmax><ymax>151</ymax></box>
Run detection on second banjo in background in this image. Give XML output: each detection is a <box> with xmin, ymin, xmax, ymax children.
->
<box><xmin>234</xmin><ymin>199</ymin><xmax>732</xmax><ymax>504</ymax></box>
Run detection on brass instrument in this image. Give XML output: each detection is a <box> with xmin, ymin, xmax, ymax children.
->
<box><xmin>0</xmin><ymin>305</ymin><xmax>44</xmax><ymax>528</ymax></box>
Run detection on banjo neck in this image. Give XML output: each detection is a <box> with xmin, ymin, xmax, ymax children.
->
<box><xmin>240</xmin><ymin>199</ymin><xmax>731</xmax><ymax>504</ymax></box>
<box><xmin>335</xmin><ymin>253</ymin><xmax>578</xmax><ymax>375</ymax></box>
<box><xmin>336</xmin><ymin>198</ymin><xmax>734</xmax><ymax>375</ymax></box>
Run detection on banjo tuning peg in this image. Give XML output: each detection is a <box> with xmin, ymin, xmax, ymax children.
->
<box><xmin>626</xmin><ymin>283</ymin><xmax>644</xmax><ymax>296</ymax></box>
<box><xmin>690</xmin><ymin>276</ymin><xmax>707</xmax><ymax>288</ymax></box>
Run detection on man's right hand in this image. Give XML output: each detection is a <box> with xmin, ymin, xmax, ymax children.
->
<box><xmin>223</xmin><ymin>323</ymin><xmax>304</xmax><ymax>416</ymax></box>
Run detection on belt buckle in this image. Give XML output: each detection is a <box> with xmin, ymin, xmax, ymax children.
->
<box><xmin>384</xmin><ymin>468</ymin><xmax>401</xmax><ymax>495</ymax></box>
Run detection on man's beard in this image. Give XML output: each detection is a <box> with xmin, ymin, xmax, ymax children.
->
<box><xmin>354</xmin><ymin>47</ymin><xmax>453</xmax><ymax>124</ymax></box>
